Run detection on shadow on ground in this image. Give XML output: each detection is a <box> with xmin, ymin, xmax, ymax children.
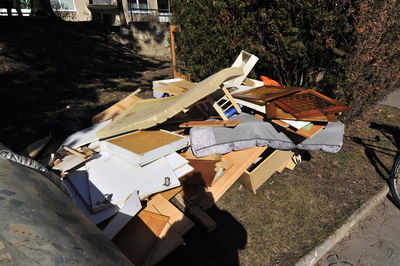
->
<box><xmin>0</xmin><ymin>17</ymin><xmax>170</xmax><ymax>151</ymax></box>
<box><xmin>347</xmin><ymin>122</ymin><xmax>400</xmax><ymax>181</ymax></box>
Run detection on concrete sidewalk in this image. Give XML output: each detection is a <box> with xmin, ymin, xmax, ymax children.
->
<box><xmin>316</xmin><ymin>198</ymin><xmax>400</xmax><ymax>266</ymax></box>
<box><xmin>316</xmin><ymin>88</ymin><xmax>400</xmax><ymax>266</ymax></box>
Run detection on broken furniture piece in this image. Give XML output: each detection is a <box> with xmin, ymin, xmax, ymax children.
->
<box><xmin>271</xmin><ymin>89</ymin><xmax>350</xmax><ymax>120</ymax></box>
<box><xmin>224</xmin><ymin>50</ymin><xmax>259</xmax><ymax>86</ymax></box>
<box><xmin>239</xmin><ymin>148</ymin><xmax>295</xmax><ymax>194</ymax></box>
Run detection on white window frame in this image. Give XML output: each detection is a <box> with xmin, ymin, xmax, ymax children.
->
<box><xmin>130</xmin><ymin>0</ymin><xmax>149</xmax><ymax>13</ymax></box>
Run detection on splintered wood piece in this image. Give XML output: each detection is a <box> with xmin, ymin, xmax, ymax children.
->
<box><xmin>271</xmin><ymin>120</ymin><xmax>325</xmax><ymax>138</ymax></box>
<box><xmin>232</xmin><ymin>85</ymin><xmax>303</xmax><ymax>105</ymax></box>
<box><xmin>273</xmin><ymin>89</ymin><xmax>349</xmax><ymax>119</ymax></box>
<box><xmin>92</xmin><ymin>89</ymin><xmax>142</xmax><ymax>124</ymax></box>
<box><xmin>62</xmin><ymin>145</ymin><xmax>87</xmax><ymax>159</ymax></box>
<box><xmin>179</xmin><ymin>120</ymin><xmax>241</xmax><ymax>128</ymax></box>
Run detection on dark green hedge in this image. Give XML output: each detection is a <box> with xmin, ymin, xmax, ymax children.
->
<box><xmin>171</xmin><ymin>0</ymin><xmax>400</xmax><ymax>119</ymax></box>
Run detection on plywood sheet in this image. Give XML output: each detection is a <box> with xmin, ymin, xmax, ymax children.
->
<box><xmin>232</xmin><ymin>86</ymin><xmax>302</xmax><ymax>105</ymax></box>
<box><xmin>96</xmin><ymin>67</ymin><xmax>244</xmax><ymax>138</ymax></box>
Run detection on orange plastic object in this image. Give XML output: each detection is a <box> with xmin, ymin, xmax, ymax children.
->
<box><xmin>260</xmin><ymin>76</ymin><xmax>282</xmax><ymax>86</ymax></box>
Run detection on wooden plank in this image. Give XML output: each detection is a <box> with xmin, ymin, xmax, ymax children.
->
<box><xmin>198</xmin><ymin>146</ymin><xmax>267</xmax><ymax>209</ymax></box>
<box><xmin>160</xmin><ymin>186</ymin><xmax>183</xmax><ymax>200</ymax></box>
<box><xmin>284</xmin><ymin>158</ymin><xmax>297</xmax><ymax>170</ymax></box>
<box><xmin>92</xmin><ymin>89</ymin><xmax>142</xmax><ymax>124</ymax></box>
<box><xmin>188</xmin><ymin>205</ymin><xmax>216</xmax><ymax>232</ymax></box>
<box><xmin>179</xmin><ymin>119</ymin><xmax>241</xmax><ymax>128</ymax></box>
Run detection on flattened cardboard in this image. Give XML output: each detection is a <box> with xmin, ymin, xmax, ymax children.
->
<box><xmin>101</xmin><ymin>130</ymin><xmax>190</xmax><ymax>166</ymax></box>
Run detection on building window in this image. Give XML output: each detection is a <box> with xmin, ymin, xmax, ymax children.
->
<box><xmin>130</xmin><ymin>0</ymin><xmax>148</xmax><ymax>11</ymax></box>
<box><xmin>157</xmin><ymin>0</ymin><xmax>169</xmax><ymax>12</ymax></box>
<box><xmin>51</xmin><ymin>0</ymin><xmax>76</xmax><ymax>11</ymax></box>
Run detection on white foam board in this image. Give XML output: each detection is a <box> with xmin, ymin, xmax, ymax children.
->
<box><xmin>280</xmin><ymin>120</ymin><xmax>311</xmax><ymax>130</ymax></box>
<box><xmin>86</xmin><ymin>152</ymin><xmax>180</xmax><ymax>203</ymax></box>
<box><xmin>165</xmin><ymin>152</ymin><xmax>189</xmax><ymax>170</ymax></box>
<box><xmin>174</xmin><ymin>164</ymin><xmax>194</xmax><ymax>178</ymax></box>
<box><xmin>64</xmin><ymin>179</ymin><xmax>119</xmax><ymax>225</ymax></box>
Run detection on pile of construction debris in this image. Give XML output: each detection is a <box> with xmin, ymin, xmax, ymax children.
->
<box><xmin>48</xmin><ymin>51</ymin><xmax>348</xmax><ymax>265</ymax></box>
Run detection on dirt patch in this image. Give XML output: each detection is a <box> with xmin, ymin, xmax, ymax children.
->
<box><xmin>0</xmin><ymin>17</ymin><xmax>170</xmax><ymax>152</ymax></box>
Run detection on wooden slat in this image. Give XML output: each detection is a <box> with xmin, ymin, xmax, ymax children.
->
<box><xmin>188</xmin><ymin>205</ymin><xmax>216</xmax><ymax>232</ymax></box>
<box><xmin>179</xmin><ymin>120</ymin><xmax>241</xmax><ymax>128</ymax></box>
<box><xmin>221</xmin><ymin>86</ymin><xmax>242</xmax><ymax>113</ymax></box>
